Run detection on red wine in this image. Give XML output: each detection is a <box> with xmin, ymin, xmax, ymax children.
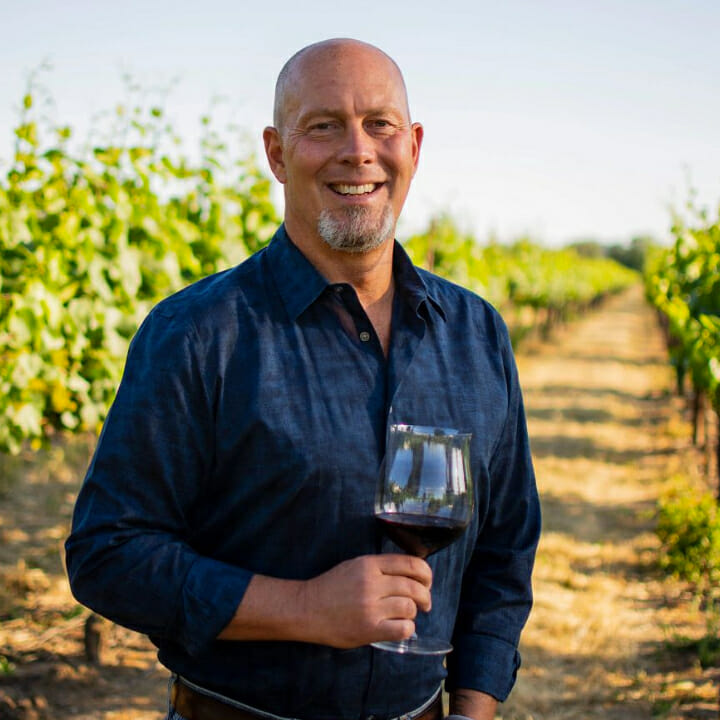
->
<box><xmin>376</xmin><ymin>512</ymin><xmax>468</xmax><ymax>559</ymax></box>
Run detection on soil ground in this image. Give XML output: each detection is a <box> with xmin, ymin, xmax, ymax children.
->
<box><xmin>0</xmin><ymin>285</ymin><xmax>718</xmax><ymax>719</ymax></box>
<box><xmin>502</xmin><ymin>285</ymin><xmax>719</xmax><ymax>719</ymax></box>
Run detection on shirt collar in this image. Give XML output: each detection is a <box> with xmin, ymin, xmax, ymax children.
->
<box><xmin>392</xmin><ymin>241</ymin><xmax>447</xmax><ymax>322</ymax></box>
<box><xmin>267</xmin><ymin>224</ymin><xmax>446</xmax><ymax>323</ymax></box>
<box><xmin>267</xmin><ymin>225</ymin><xmax>330</xmax><ymax>320</ymax></box>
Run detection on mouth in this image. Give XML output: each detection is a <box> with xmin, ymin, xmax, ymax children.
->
<box><xmin>328</xmin><ymin>182</ymin><xmax>383</xmax><ymax>196</ymax></box>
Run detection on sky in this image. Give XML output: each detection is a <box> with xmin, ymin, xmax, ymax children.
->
<box><xmin>2</xmin><ymin>0</ymin><xmax>719</xmax><ymax>246</ymax></box>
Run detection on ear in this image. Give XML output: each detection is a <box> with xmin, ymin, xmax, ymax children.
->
<box><xmin>410</xmin><ymin>122</ymin><xmax>424</xmax><ymax>176</ymax></box>
<box><xmin>263</xmin><ymin>126</ymin><xmax>287</xmax><ymax>183</ymax></box>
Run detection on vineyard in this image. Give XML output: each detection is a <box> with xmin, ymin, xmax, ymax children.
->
<box><xmin>0</xmin><ymin>94</ymin><xmax>278</xmax><ymax>455</ymax></box>
<box><xmin>644</xmin><ymin>207</ymin><xmax>720</xmax><ymax>633</ymax></box>
<box><xmin>645</xmin><ymin>209</ymin><xmax>720</xmax><ymax>490</ymax></box>
<box><xmin>1</xmin><ymin>90</ymin><xmax>720</xmax><ymax>718</ymax></box>
<box><xmin>0</xmin><ymin>95</ymin><xmax>638</xmax><ymax>456</ymax></box>
<box><xmin>404</xmin><ymin>215</ymin><xmax>637</xmax><ymax>342</ymax></box>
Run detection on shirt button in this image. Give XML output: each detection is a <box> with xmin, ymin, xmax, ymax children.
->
<box><xmin>359</xmin><ymin>331</ymin><xmax>371</xmax><ymax>342</ymax></box>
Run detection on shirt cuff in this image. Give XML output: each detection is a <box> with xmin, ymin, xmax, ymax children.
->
<box><xmin>445</xmin><ymin>633</ymin><xmax>521</xmax><ymax>702</ymax></box>
<box><xmin>176</xmin><ymin>556</ymin><xmax>254</xmax><ymax>657</ymax></box>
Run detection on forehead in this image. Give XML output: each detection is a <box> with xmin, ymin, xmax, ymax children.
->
<box><xmin>282</xmin><ymin>44</ymin><xmax>410</xmax><ymax>121</ymax></box>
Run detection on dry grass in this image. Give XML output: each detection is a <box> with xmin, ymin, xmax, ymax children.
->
<box><xmin>0</xmin><ymin>437</ymin><xmax>167</xmax><ymax>719</ymax></box>
<box><xmin>0</xmin><ymin>285</ymin><xmax>718</xmax><ymax>719</ymax></box>
<box><xmin>500</xmin><ymin>286</ymin><xmax>719</xmax><ymax>720</ymax></box>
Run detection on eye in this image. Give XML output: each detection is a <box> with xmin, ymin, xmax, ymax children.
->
<box><xmin>307</xmin><ymin>120</ymin><xmax>339</xmax><ymax>134</ymax></box>
<box><xmin>367</xmin><ymin>118</ymin><xmax>396</xmax><ymax>134</ymax></box>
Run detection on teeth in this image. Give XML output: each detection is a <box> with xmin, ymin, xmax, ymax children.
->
<box><xmin>332</xmin><ymin>183</ymin><xmax>377</xmax><ymax>195</ymax></box>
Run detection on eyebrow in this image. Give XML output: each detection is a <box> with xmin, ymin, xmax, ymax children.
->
<box><xmin>296</xmin><ymin>108</ymin><xmax>337</xmax><ymax>124</ymax></box>
<box><xmin>296</xmin><ymin>106</ymin><xmax>406</xmax><ymax>126</ymax></box>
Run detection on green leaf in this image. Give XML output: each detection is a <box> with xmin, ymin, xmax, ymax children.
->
<box><xmin>9</xmin><ymin>403</ymin><xmax>43</xmax><ymax>437</ymax></box>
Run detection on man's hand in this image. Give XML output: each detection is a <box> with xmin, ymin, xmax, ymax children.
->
<box><xmin>302</xmin><ymin>554</ymin><xmax>432</xmax><ymax>647</ymax></box>
<box><xmin>218</xmin><ymin>554</ymin><xmax>432</xmax><ymax>648</ymax></box>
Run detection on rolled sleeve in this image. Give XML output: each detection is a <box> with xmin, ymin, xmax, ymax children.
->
<box><xmin>179</xmin><ymin>557</ymin><xmax>254</xmax><ymax>656</ymax></box>
<box><xmin>446</xmin><ymin>633</ymin><xmax>521</xmax><ymax>701</ymax></box>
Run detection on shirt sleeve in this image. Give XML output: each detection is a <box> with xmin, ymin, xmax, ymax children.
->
<box><xmin>445</xmin><ymin>322</ymin><xmax>541</xmax><ymax>701</ymax></box>
<box><xmin>65</xmin><ymin>308</ymin><xmax>253</xmax><ymax>657</ymax></box>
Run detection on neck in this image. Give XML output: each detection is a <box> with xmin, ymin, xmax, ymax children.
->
<box><xmin>285</xmin><ymin>223</ymin><xmax>396</xmax><ymax>356</ymax></box>
<box><xmin>286</xmin><ymin>222</ymin><xmax>396</xmax><ymax>309</ymax></box>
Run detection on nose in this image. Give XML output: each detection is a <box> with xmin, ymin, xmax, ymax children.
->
<box><xmin>336</xmin><ymin>122</ymin><xmax>374</xmax><ymax>166</ymax></box>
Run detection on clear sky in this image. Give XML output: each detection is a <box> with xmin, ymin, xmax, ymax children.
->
<box><xmin>2</xmin><ymin>0</ymin><xmax>719</xmax><ymax>246</ymax></box>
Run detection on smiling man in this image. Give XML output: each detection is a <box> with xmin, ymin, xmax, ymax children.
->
<box><xmin>267</xmin><ymin>41</ymin><xmax>420</xmax><ymax>259</ymax></box>
<box><xmin>66</xmin><ymin>39</ymin><xmax>540</xmax><ymax>720</ymax></box>
<box><xmin>262</xmin><ymin>40</ymin><xmax>424</xmax><ymax>355</ymax></box>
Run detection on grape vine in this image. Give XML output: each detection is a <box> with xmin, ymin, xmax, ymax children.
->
<box><xmin>404</xmin><ymin>214</ymin><xmax>638</xmax><ymax>341</ymax></box>
<box><xmin>1</xmin><ymin>94</ymin><xmax>639</xmax><ymax>456</ymax></box>
<box><xmin>645</xmin><ymin>204</ymin><xmax>720</xmax><ymax>491</ymax></box>
<box><xmin>0</xmin><ymin>92</ymin><xmax>279</xmax><ymax>454</ymax></box>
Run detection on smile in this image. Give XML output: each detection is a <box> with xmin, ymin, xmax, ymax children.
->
<box><xmin>329</xmin><ymin>183</ymin><xmax>380</xmax><ymax>196</ymax></box>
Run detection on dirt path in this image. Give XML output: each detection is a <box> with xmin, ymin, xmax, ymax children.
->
<box><xmin>1</xmin><ymin>285</ymin><xmax>718</xmax><ymax>719</ymax></box>
<box><xmin>0</xmin><ymin>436</ymin><xmax>168</xmax><ymax>720</ymax></box>
<box><xmin>501</xmin><ymin>285</ymin><xmax>719</xmax><ymax>719</ymax></box>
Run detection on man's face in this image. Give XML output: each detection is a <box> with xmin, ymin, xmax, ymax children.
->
<box><xmin>264</xmin><ymin>42</ymin><xmax>423</xmax><ymax>253</ymax></box>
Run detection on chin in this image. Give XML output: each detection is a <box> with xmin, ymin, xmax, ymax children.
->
<box><xmin>317</xmin><ymin>205</ymin><xmax>395</xmax><ymax>254</ymax></box>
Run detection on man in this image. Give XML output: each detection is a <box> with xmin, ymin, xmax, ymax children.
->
<box><xmin>66</xmin><ymin>39</ymin><xmax>540</xmax><ymax>720</ymax></box>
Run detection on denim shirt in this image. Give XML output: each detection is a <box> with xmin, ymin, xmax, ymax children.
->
<box><xmin>66</xmin><ymin>225</ymin><xmax>540</xmax><ymax>720</ymax></box>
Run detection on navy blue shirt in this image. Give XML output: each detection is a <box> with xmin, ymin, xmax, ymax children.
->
<box><xmin>66</xmin><ymin>225</ymin><xmax>540</xmax><ymax>719</ymax></box>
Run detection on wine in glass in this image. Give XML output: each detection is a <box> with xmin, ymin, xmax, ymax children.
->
<box><xmin>373</xmin><ymin>424</ymin><xmax>473</xmax><ymax>655</ymax></box>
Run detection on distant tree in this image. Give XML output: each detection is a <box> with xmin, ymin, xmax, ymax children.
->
<box><xmin>607</xmin><ymin>236</ymin><xmax>655</xmax><ymax>272</ymax></box>
<box><xmin>568</xmin><ymin>240</ymin><xmax>605</xmax><ymax>258</ymax></box>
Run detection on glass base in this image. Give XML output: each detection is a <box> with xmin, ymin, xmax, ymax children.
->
<box><xmin>371</xmin><ymin>634</ymin><xmax>452</xmax><ymax>656</ymax></box>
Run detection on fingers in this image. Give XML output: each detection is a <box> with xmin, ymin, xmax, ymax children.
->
<box><xmin>374</xmin><ymin>554</ymin><xmax>432</xmax><ymax>611</ymax></box>
<box><xmin>376</xmin><ymin>553</ymin><xmax>433</xmax><ymax>588</ymax></box>
<box><xmin>378</xmin><ymin>571</ymin><xmax>432</xmax><ymax>613</ymax></box>
<box><xmin>301</xmin><ymin>554</ymin><xmax>434</xmax><ymax>648</ymax></box>
<box><xmin>379</xmin><ymin>594</ymin><xmax>420</xmax><ymax>621</ymax></box>
<box><xmin>375</xmin><ymin>617</ymin><xmax>416</xmax><ymax>642</ymax></box>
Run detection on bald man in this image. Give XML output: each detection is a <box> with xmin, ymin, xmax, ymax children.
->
<box><xmin>67</xmin><ymin>39</ymin><xmax>540</xmax><ymax>720</ymax></box>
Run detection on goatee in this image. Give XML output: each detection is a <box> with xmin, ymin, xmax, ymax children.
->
<box><xmin>317</xmin><ymin>205</ymin><xmax>395</xmax><ymax>254</ymax></box>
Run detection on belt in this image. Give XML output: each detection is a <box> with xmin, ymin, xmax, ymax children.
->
<box><xmin>170</xmin><ymin>677</ymin><xmax>444</xmax><ymax>720</ymax></box>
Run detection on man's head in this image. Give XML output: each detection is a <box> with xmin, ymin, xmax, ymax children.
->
<box><xmin>263</xmin><ymin>39</ymin><xmax>423</xmax><ymax>255</ymax></box>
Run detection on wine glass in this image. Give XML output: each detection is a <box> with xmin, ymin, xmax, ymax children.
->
<box><xmin>373</xmin><ymin>424</ymin><xmax>473</xmax><ymax>655</ymax></box>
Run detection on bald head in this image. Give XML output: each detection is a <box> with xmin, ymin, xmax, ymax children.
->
<box><xmin>263</xmin><ymin>37</ymin><xmax>423</xmax><ymax>256</ymax></box>
<box><xmin>272</xmin><ymin>38</ymin><xmax>411</xmax><ymax>134</ymax></box>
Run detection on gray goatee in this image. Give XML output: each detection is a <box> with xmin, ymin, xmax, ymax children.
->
<box><xmin>317</xmin><ymin>205</ymin><xmax>395</xmax><ymax>254</ymax></box>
